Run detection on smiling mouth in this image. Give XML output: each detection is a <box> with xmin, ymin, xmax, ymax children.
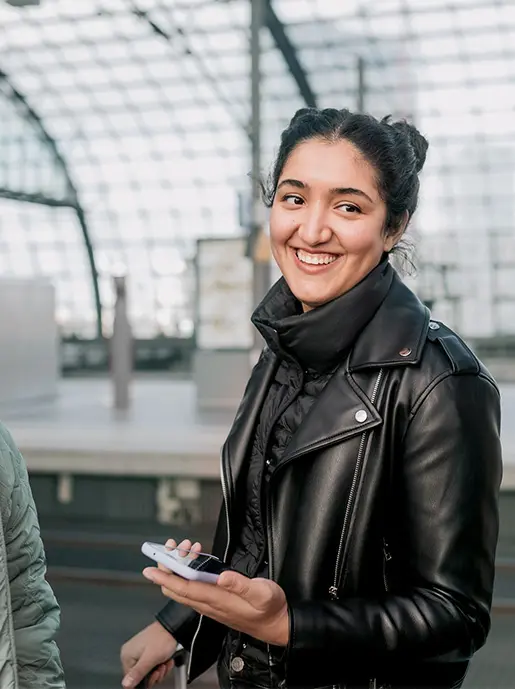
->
<box><xmin>295</xmin><ymin>248</ymin><xmax>340</xmax><ymax>266</ymax></box>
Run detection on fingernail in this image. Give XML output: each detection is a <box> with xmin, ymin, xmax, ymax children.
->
<box><xmin>121</xmin><ymin>676</ymin><xmax>132</xmax><ymax>688</ymax></box>
<box><xmin>143</xmin><ymin>568</ymin><xmax>156</xmax><ymax>581</ymax></box>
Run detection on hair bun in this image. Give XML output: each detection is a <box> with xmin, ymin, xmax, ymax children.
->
<box><xmin>289</xmin><ymin>108</ymin><xmax>317</xmax><ymax>126</ymax></box>
<box><xmin>391</xmin><ymin>120</ymin><xmax>429</xmax><ymax>173</ymax></box>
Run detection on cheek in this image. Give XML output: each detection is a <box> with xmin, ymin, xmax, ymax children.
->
<box><xmin>335</xmin><ymin>222</ymin><xmax>385</xmax><ymax>255</ymax></box>
<box><xmin>269</xmin><ymin>210</ymin><xmax>293</xmax><ymax>248</ymax></box>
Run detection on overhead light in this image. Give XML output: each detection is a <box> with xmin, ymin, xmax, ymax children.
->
<box><xmin>5</xmin><ymin>0</ymin><xmax>41</xmax><ymax>6</ymax></box>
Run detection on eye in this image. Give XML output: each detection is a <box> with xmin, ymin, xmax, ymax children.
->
<box><xmin>337</xmin><ymin>203</ymin><xmax>361</xmax><ymax>214</ymax></box>
<box><xmin>282</xmin><ymin>194</ymin><xmax>304</xmax><ymax>206</ymax></box>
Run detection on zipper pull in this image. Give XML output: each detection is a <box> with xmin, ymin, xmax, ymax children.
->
<box><xmin>383</xmin><ymin>538</ymin><xmax>392</xmax><ymax>561</ymax></box>
<box><xmin>328</xmin><ymin>586</ymin><xmax>339</xmax><ymax>599</ymax></box>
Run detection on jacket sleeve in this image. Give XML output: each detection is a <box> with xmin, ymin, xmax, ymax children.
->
<box><xmin>0</xmin><ymin>424</ymin><xmax>66</xmax><ymax>689</ymax></box>
<box><xmin>285</xmin><ymin>372</ymin><xmax>502</xmax><ymax>685</ymax></box>
<box><xmin>155</xmin><ymin>601</ymin><xmax>201</xmax><ymax>650</ymax></box>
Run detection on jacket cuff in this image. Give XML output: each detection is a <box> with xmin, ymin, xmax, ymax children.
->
<box><xmin>285</xmin><ymin>603</ymin><xmax>324</xmax><ymax>685</ymax></box>
<box><xmin>155</xmin><ymin>600</ymin><xmax>200</xmax><ymax>651</ymax></box>
<box><xmin>284</xmin><ymin>602</ymin><xmax>365</xmax><ymax>687</ymax></box>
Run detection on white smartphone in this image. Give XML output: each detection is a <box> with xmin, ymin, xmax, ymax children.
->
<box><xmin>141</xmin><ymin>541</ymin><xmax>230</xmax><ymax>583</ymax></box>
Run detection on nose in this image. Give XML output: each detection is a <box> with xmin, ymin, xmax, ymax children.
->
<box><xmin>296</xmin><ymin>203</ymin><xmax>332</xmax><ymax>246</ymax></box>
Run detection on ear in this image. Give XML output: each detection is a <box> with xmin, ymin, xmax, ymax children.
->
<box><xmin>384</xmin><ymin>210</ymin><xmax>409</xmax><ymax>253</ymax></box>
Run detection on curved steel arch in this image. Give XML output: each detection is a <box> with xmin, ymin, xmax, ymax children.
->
<box><xmin>0</xmin><ymin>69</ymin><xmax>103</xmax><ymax>338</ymax></box>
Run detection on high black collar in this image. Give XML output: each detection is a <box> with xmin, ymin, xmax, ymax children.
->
<box><xmin>252</xmin><ymin>258</ymin><xmax>394</xmax><ymax>373</ymax></box>
<box><xmin>348</xmin><ymin>270</ymin><xmax>430</xmax><ymax>371</ymax></box>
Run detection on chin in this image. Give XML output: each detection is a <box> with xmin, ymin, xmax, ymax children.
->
<box><xmin>282</xmin><ymin>264</ymin><xmax>350</xmax><ymax>310</ymax></box>
<box><xmin>291</xmin><ymin>287</ymin><xmax>337</xmax><ymax>310</ymax></box>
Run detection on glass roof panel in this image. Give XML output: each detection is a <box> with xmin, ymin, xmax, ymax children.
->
<box><xmin>0</xmin><ymin>0</ymin><xmax>513</xmax><ymax>338</ymax></box>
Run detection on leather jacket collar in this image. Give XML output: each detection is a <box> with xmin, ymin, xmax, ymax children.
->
<box><xmin>348</xmin><ymin>269</ymin><xmax>431</xmax><ymax>371</ymax></box>
<box><xmin>252</xmin><ymin>257</ymin><xmax>393</xmax><ymax>373</ymax></box>
<box><xmin>220</xmin><ymin>266</ymin><xmax>431</xmax><ymax>492</ymax></box>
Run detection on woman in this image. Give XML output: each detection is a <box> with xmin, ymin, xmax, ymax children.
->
<box><xmin>0</xmin><ymin>422</ymin><xmax>65</xmax><ymax>688</ymax></box>
<box><xmin>121</xmin><ymin>108</ymin><xmax>502</xmax><ymax>689</ymax></box>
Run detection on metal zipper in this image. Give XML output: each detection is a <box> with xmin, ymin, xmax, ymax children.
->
<box><xmin>267</xmin><ymin>438</ymin><xmax>279</xmax><ymax>682</ymax></box>
<box><xmin>267</xmin><ymin>487</ymin><xmax>275</xmax><ymax>582</ymax></box>
<box><xmin>382</xmin><ymin>538</ymin><xmax>391</xmax><ymax>592</ymax></box>
<box><xmin>188</xmin><ymin>449</ymin><xmax>232</xmax><ymax>679</ymax></box>
<box><xmin>220</xmin><ymin>448</ymin><xmax>232</xmax><ymax>561</ymax></box>
<box><xmin>329</xmin><ymin>369</ymin><xmax>383</xmax><ymax>600</ymax></box>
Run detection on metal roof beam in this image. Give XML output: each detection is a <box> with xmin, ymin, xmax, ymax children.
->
<box><xmin>264</xmin><ymin>0</ymin><xmax>317</xmax><ymax>108</ymax></box>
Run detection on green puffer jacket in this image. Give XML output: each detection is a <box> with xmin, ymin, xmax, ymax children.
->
<box><xmin>0</xmin><ymin>422</ymin><xmax>65</xmax><ymax>689</ymax></box>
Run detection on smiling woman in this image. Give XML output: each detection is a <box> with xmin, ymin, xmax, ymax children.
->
<box><xmin>270</xmin><ymin>138</ymin><xmax>390</xmax><ymax>310</ymax></box>
<box><xmin>121</xmin><ymin>108</ymin><xmax>502</xmax><ymax>689</ymax></box>
<box><xmin>264</xmin><ymin>109</ymin><xmax>426</xmax><ymax>311</ymax></box>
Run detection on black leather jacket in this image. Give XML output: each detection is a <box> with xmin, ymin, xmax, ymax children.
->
<box><xmin>157</xmin><ymin>272</ymin><xmax>502</xmax><ymax>689</ymax></box>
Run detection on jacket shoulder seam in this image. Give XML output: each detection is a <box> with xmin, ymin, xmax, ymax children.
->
<box><xmin>407</xmin><ymin>369</ymin><xmax>499</xmax><ymax>430</ymax></box>
<box><xmin>408</xmin><ymin>371</ymin><xmax>453</xmax><ymax>423</ymax></box>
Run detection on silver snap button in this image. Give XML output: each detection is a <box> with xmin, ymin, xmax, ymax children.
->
<box><xmin>231</xmin><ymin>657</ymin><xmax>245</xmax><ymax>673</ymax></box>
<box><xmin>399</xmin><ymin>347</ymin><xmax>412</xmax><ymax>357</ymax></box>
<box><xmin>429</xmin><ymin>321</ymin><xmax>440</xmax><ymax>330</ymax></box>
<box><xmin>355</xmin><ymin>409</ymin><xmax>368</xmax><ymax>423</ymax></box>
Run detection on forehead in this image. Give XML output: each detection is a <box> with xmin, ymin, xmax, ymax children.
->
<box><xmin>280</xmin><ymin>138</ymin><xmax>380</xmax><ymax>200</ymax></box>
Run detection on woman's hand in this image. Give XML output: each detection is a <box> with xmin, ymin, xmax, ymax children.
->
<box><xmin>143</xmin><ymin>542</ymin><xmax>289</xmax><ymax>647</ymax></box>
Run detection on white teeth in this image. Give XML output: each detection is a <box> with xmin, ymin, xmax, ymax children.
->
<box><xmin>296</xmin><ymin>249</ymin><xmax>338</xmax><ymax>266</ymax></box>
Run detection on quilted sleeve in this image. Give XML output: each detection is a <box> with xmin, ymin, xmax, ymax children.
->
<box><xmin>0</xmin><ymin>423</ymin><xmax>66</xmax><ymax>689</ymax></box>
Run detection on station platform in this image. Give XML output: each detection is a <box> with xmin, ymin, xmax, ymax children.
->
<box><xmin>0</xmin><ymin>377</ymin><xmax>230</xmax><ymax>479</ymax></box>
<box><xmin>1</xmin><ymin>375</ymin><xmax>514</xmax><ymax>488</ymax></box>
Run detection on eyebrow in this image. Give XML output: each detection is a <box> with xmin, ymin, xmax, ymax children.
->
<box><xmin>277</xmin><ymin>178</ymin><xmax>375</xmax><ymax>205</ymax></box>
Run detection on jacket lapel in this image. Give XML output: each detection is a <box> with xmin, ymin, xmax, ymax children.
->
<box><xmin>222</xmin><ymin>272</ymin><xmax>429</xmax><ymax>476</ymax></box>
<box><xmin>278</xmin><ymin>365</ymin><xmax>383</xmax><ymax>465</ymax></box>
<box><xmin>221</xmin><ymin>348</ymin><xmax>279</xmax><ymax>497</ymax></box>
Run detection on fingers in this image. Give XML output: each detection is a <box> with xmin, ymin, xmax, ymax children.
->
<box><xmin>143</xmin><ymin>568</ymin><xmax>217</xmax><ymax>609</ymax></box>
<box><xmin>122</xmin><ymin>658</ymin><xmax>151</xmax><ymax>688</ymax></box>
<box><xmin>147</xmin><ymin>663</ymin><xmax>168</xmax><ymax>688</ymax></box>
<box><xmin>137</xmin><ymin>657</ymin><xmax>174</xmax><ymax>689</ymax></box>
<box><xmin>157</xmin><ymin>538</ymin><xmax>203</xmax><ymax>575</ymax></box>
<box><xmin>190</xmin><ymin>541</ymin><xmax>202</xmax><ymax>559</ymax></box>
<box><xmin>156</xmin><ymin>539</ymin><xmax>177</xmax><ymax>574</ymax></box>
<box><xmin>165</xmin><ymin>538</ymin><xmax>203</xmax><ymax>559</ymax></box>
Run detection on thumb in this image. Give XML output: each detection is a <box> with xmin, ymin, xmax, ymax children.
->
<box><xmin>218</xmin><ymin>570</ymin><xmax>252</xmax><ymax>598</ymax></box>
<box><xmin>122</xmin><ymin>656</ymin><xmax>152</xmax><ymax>688</ymax></box>
<box><xmin>219</xmin><ymin>572</ymin><xmax>279</xmax><ymax>611</ymax></box>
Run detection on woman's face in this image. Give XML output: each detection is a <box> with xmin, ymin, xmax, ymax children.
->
<box><xmin>269</xmin><ymin>138</ymin><xmax>399</xmax><ymax>310</ymax></box>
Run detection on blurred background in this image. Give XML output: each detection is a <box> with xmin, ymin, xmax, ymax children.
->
<box><xmin>0</xmin><ymin>0</ymin><xmax>514</xmax><ymax>687</ymax></box>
